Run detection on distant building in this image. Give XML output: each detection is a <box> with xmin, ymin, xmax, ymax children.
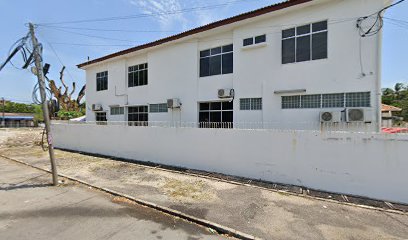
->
<box><xmin>0</xmin><ymin>113</ymin><xmax>35</xmax><ymax>128</ymax></box>
<box><xmin>381</xmin><ymin>104</ymin><xmax>402</xmax><ymax>127</ymax></box>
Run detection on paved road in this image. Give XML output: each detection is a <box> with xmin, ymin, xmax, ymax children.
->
<box><xmin>0</xmin><ymin>158</ymin><xmax>228</xmax><ymax>240</ymax></box>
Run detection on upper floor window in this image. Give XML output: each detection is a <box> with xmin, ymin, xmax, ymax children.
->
<box><xmin>243</xmin><ymin>34</ymin><xmax>266</xmax><ymax>47</ymax></box>
<box><xmin>96</xmin><ymin>71</ymin><xmax>108</xmax><ymax>91</ymax></box>
<box><xmin>282</xmin><ymin>20</ymin><xmax>328</xmax><ymax>64</ymax></box>
<box><xmin>200</xmin><ymin>44</ymin><xmax>233</xmax><ymax>77</ymax></box>
<box><xmin>281</xmin><ymin>92</ymin><xmax>370</xmax><ymax>109</ymax></box>
<box><xmin>128</xmin><ymin>63</ymin><xmax>148</xmax><ymax>87</ymax></box>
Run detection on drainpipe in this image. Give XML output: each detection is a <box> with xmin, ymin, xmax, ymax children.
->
<box><xmin>375</xmin><ymin>17</ymin><xmax>384</xmax><ymax>132</ymax></box>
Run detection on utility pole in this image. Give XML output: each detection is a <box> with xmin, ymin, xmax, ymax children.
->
<box><xmin>1</xmin><ymin>97</ymin><xmax>5</xmax><ymax>127</ymax></box>
<box><xmin>29</xmin><ymin>23</ymin><xmax>58</xmax><ymax>186</ymax></box>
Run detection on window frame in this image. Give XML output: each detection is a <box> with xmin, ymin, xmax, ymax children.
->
<box><xmin>96</xmin><ymin>71</ymin><xmax>108</xmax><ymax>91</ymax></box>
<box><xmin>110</xmin><ymin>106</ymin><xmax>124</xmax><ymax>115</ymax></box>
<box><xmin>282</xmin><ymin>20</ymin><xmax>328</xmax><ymax>64</ymax></box>
<box><xmin>199</xmin><ymin>44</ymin><xmax>233</xmax><ymax>77</ymax></box>
<box><xmin>198</xmin><ymin>101</ymin><xmax>233</xmax><ymax>128</ymax></box>
<box><xmin>240</xmin><ymin>98</ymin><xmax>263</xmax><ymax>110</ymax></box>
<box><xmin>149</xmin><ymin>103</ymin><xmax>168</xmax><ymax>113</ymax></box>
<box><xmin>127</xmin><ymin>106</ymin><xmax>149</xmax><ymax>126</ymax></box>
<box><xmin>128</xmin><ymin>63</ymin><xmax>148</xmax><ymax>88</ymax></box>
<box><xmin>281</xmin><ymin>92</ymin><xmax>371</xmax><ymax>109</ymax></box>
<box><xmin>242</xmin><ymin>34</ymin><xmax>266</xmax><ymax>47</ymax></box>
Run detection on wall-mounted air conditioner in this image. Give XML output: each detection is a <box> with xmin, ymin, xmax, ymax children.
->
<box><xmin>320</xmin><ymin>111</ymin><xmax>341</xmax><ymax>123</ymax></box>
<box><xmin>346</xmin><ymin>108</ymin><xmax>372</xmax><ymax>122</ymax></box>
<box><xmin>218</xmin><ymin>88</ymin><xmax>234</xmax><ymax>98</ymax></box>
<box><xmin>92</xmin><ymin>104</ymin><xmax>103</xmax><ymax>111</ymax></box>
<box><xmin>167</xmin><ymin>98</ymin><xmax>181</xmax><ymax>109</ymax></box>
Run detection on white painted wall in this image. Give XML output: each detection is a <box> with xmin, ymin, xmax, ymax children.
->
<box><xmin>84</xmin><ymin>0</ymin><xmax>390</xmax><ymax>128</ymax></box>
<box><xmin>52</xmin><ymin>123</ymin><xmax>408</xmax><ymax>204</ymax></box>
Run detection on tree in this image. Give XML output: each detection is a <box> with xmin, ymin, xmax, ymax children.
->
<box><xmin>382</xmin><ymin>82</ymin><xmax>408</xmax><ymax>121</ymax></box>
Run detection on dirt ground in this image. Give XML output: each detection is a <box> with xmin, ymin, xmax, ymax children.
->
<box><xmin>1</xmin><ymin>128</ymin><xmax>408</xmax><ymax>240</ymax></box>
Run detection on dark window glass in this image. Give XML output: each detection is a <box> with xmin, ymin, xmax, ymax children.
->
<box><xmin>199</xmin><ymin>102</ymin><xmax>209</xmax><ymax>110</ymax></box>
<box><xmin>312</xmin><ymin>21</ymin><xmax>328</xmax><ymax>32</ymax></box>
<box><xmin>96</xmin><ymin>112</ymin><xmax>107</xmax><ymax>122</ymax></box>
<box><xmin>200</xmin><ymin>58</ymin><xmax>210</xmax><ymax>77</ymax></box>
<box><xmin>209</xmin><ymin>55</ymin><xmax>221</xmax><ymax>76</ymax></box>
<box><xmin>282</xmin><ymin>28</ymin><xmax>295</xmax><ymax>38</ymax></box>
<box><xmin>210</xmin><ymin>47</ymin><xmax>221</xmax><ymax>55</ymax></box>
<box><xmin>199</xmin><ymin>112</ymin><xmax>210</xmax><ymax>122</ymax></box>
<box><xmin>222</xmin><ymin>52</ymin><xmax>233</xmax><ymax>74</ymax></box>
<box><xmin>255</xmin><ymin>34</ymin><xmax>266</xmax><ymax>44</ymax></box>
<box><xmin>243</xmin><ymin>37</ymin><xmax>253</xmax><ymax>46</ymax></box>
<box><xmin>128</xmin><ymin>106</ymin><xmax>148</xmax><ymax>126</ymax></box>
<box><xmin>296</xmin><ymin>35</ymin><xmax>311</xmax><ymax>62</ymax></box>
<box><xmin>312</xmin><ymin>32</ymin><xmax>328</xmax><ymax>60</ymax></box>
<box><xmin>200</xmin><ymin>44</ymin><xmax>233</xmax><ymax>77</ymax></box>
<box><xmin>128</xmin><ymin>63</ymin><xmax>148</xmax><ymax>87</ymax></box>
<box><xmin>96</xmin><ymin>71</ymin><xmax>108</xmax><ymax>91</ymax></box>
<box><xmin>296</xmin><ymin>24</ymin><xmax>311</xmax><ymax>35</ymax></box>
<box><xmin>210</xmin><ymin>102</ymin><xmax>221</xmax><ymax>110</ymax></box>
<box><xmin>222</xmin><ymin>101</ymin><xmax>233</xmax><ymax>110</ymax></box>
<box><xmin>222</xmin><ymin>44</ymin><xmax>233</xmax><ymax>53</ymax></box>
<box><xmin>199</xmin><ymin>101</ymin><xmax>233</xmax><ymax>128</ymax></box>
<box><xmin>282</xmin><ymin>38</ymin><xmax>295</xmax><ymax>64</ymax></box>
<box><xmin>222</xmin><ymin>111</ymin><xmax>233</xmax><ymax>123</ymax></box>
<box><xmin>200</xmin><ymin>49</ymin><xmax>210</xmax><ymax>57</ymax></box>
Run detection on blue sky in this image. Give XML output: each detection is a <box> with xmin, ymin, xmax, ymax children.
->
<box><xmin>0</xmin><ymin>0</ymin><xmax>407</xmax><ymax>103</ymax></box>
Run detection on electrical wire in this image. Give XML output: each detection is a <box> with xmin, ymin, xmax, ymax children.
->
<box><xmin>37</xmin><ymin>0</ymin><xmax>261</xmax><ymax>26</ymax></box>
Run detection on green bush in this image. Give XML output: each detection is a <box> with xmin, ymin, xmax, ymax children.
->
<box><xmin>57</xmin><ymin>110</ymin><xmax>84</xmax><ymax>120</ymax></box>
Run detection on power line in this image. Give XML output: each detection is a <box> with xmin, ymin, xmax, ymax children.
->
<box><xmin>37</xmin><ymin>0</ymin><xmax>262</xmax><ymax>25</ymax></box>
<box><xmin>38</xmin><ymin>25</ymin><xmax>178</xmax><ymax>33</ymax></box>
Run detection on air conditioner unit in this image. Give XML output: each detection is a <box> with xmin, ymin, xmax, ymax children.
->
<box><xmin>346</xmin><ymin>108</ymin><xmax>372</xmax><ymax>122</ymax></box>
<box><xmin>167</xmin><ymin>98</ymin><xmax>181</xmax><ymax>108</ymax></box>
<box><xmin>218</xmin><ymin>88</ymin><xmax>234</xmax><ymax>98</ymax></box>
<box><xmin>320</xmin><ymin>111</ymin><xmax>341</xmax><ymax>123</ymax></box>
<box><xmin>92</xmin><ymin>104</ymin><xmax>103</xmax><ymax>111</ymax></box>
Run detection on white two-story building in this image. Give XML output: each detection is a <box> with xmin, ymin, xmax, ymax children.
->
<box><xmin>79</xmin><ymin>0</ymin><xmax>391</xmax><ymax>130</ymax></box>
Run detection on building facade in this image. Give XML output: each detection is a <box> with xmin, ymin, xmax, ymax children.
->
<box><xmin>79</xmin><ymin>0</ymin><xmax>391</xmax><ymax>130</ymax></box>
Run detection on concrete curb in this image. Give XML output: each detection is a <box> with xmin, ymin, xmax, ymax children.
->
<box><xmin>0</xmin><ymin>155</ymin><xmax>260</xmax><ymax>240</ymax></box>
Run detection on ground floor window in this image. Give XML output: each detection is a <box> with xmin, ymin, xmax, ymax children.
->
<box><xmin>128</xmin><ymin>106</ymin><xmax>148</xmax><ymax>126</ymax></box>
<box><xmin>199</xmin><ymin>101</ymin><xmax>233</xmax><ymax>128</ymax></box>
<box><xmin>95</xmin><ymin>112</ymin><xmax>107</xmax><ymax>125</ymax></box>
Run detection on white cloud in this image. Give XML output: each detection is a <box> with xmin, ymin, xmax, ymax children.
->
<box><xmin>128</xmin><ymin>0</ymin><xmax>225</xmax><ymax>31</ymax></box>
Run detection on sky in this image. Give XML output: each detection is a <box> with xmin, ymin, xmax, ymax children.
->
<box><xmin>0</xmin><ymin>0</ymin><xmax>407</xmax><ymax>103</ymax></box>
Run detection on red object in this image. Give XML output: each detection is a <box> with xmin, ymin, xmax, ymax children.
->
<box><xmin>382</xmin><ymin>127</ymin><xmax>408</xmax><ymax>134</ymax></box>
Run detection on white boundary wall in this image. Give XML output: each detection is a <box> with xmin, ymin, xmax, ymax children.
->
<box><xmin>51</xmin><ymin>123</ymin><xmax>408</xmax><ymax>204</ymax></box>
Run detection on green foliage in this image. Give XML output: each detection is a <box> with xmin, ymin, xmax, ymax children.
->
<box><xmin>382</xmin><ymin>83</ymin><xmax>408</xmax><ymax>121</ymax></box>
<box><xmin>57</xmin><ymin>110</ymin><xmax>84</xmax><ymax>120</ymax></box>
<box><xmin>1</xmin><ymin>102</ymin><xmax>36</xmax><ymax>113</ymax></box>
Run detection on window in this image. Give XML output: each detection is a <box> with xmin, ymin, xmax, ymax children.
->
<box><xmin>128</xmin><ymin>63</ymin><xmax>148</xmax><ymax>87</ymax></box>
<box><xmin>346</xmin><ymin>92</ymin><xmax>370</xmax><ymax>107</ymax></box>
<box><xmin>282</xmin><ymin>92</ymin><xmax>371</xmax><ymax>109</ymax></box>
<box><xmin>282</xmin><ymin>20</ymin><xmax>327</xmax><ymax>64</ymax></box>
<box><xmin>150</xmin><ymin>103</ymin><xmax>168</xmax><ymax>113</ymax></box>
<box><xmin>200</xmin><ymin>44</ymin><xmax>233</xmax><ymax>77</ymax></box>
<box><xmin>301</xmin><ymin>95</ymin><xmax>321</xmax><ymax>108</ymax></box>
<box><xmin>243</xmin><ymin>34</ymin><xmax>266</xmax><ymax>47</ymax></box>
<box><xmin>96</xmin><ymin>71</ymin><xmax>108</xmax><ymax>91</ymax></box>
<box><xmin>199</xmin><ymin>101</ymin><xmax>233</xmax><ymax>128</ymax></box>
<box><xmin>110</xmin><ymin>107</ymin><xmax>124</xmax><ymax>115</ymax></box>
<box><xmin>282</xmin><ymin>96</ymin><xmax>301</xmax><ymax>109</ymax></box>
<box><xmin>128</xmin><ymin>106</ymin><xmax>148</xmax><ymax>126</ymax></box>
<box><xmin>240</xmin><ymin>98</ymin><xmax>262</xmax><ymax>110</ymax></box>
<box><xmin>322</xmin><ymin>93</ymin><xmax>344</xmax><ymax>108</ymax></box>
<box><xmin>95</xmin><ymin>112</ymin><xmax>107</xmax><ymax>125</ymax></box>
